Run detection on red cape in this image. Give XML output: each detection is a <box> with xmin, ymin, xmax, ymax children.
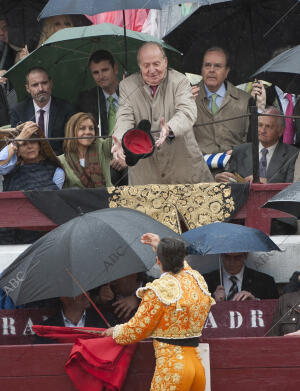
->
<box><xmin>33</xmin><ymin>325</ymin><xmax>136</xmax><ymax>391</ymax></box>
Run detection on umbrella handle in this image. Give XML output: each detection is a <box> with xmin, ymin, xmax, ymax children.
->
<box><xmin>122</xmin><ymin>10</ymin><xmax>128</xmax><ymax>75</ymax></box>
<box><xmin>218</xmin><ymin>255</ymin><xmax>223</xmax><ymax>287</ymax></box>
<box><xmin>65</xmin><ymin>269</ymin><xmax>111</xmax><ymax>328</ymax></box>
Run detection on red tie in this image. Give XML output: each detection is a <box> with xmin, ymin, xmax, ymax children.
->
<box><xmin>38</xmin><ymin>109</ymin><xmax>45</xmax><ymax>134</ymax></box>
<box><xmin>150</xmin><ymin>86</ymin><xmax>157</xmax><ymax>97</ymax></box>
<box><xmin>283</xmin><ymin>93</ymin><xmax>294</xmax><ymax>144</ymax></box>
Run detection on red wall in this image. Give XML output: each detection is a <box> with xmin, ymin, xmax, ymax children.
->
<box><xmin>0</xmin><ymin>337</ymin><xmax>300</xmax><ymax>391</ymax></box>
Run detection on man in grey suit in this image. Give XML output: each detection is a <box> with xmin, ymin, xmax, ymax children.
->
<box><xmin>216</xmin><ymin>106</ymin><xmax>299</xmax><ymax>183</ymax></box>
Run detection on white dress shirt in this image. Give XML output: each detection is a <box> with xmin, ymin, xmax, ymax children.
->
<box><xmin>222</xmin><ymin>265</ymin><xmax>245</xmax><ymax>297</ymax></box>
<box><xmin>61</xmin><ymin>309</ymin><xmax>86</xmax><ymax>327</ymax></box>
<box><xmin>33</xmin><ymin>97</ymin><xmax>51</xmax><ymax>138</ymax></box>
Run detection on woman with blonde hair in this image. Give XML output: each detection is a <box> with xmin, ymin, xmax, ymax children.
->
<box><xmin>15</xmin><ymin>15</ymin><xmax>74</xmax><ymax>62</ymax></box>
<box><xmin>37</xmin><ymin>15</ymin><xmax>73</xmax><ymax>46</ymax></box>
<box><xmin>59</xmin><ymin>112</ymin><xmax>112</xmax><ymax>188</ymax></box>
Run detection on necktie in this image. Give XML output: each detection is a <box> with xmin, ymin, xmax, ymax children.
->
<box><xmin>227</xmin><ymin>276</ymin><xmax>238</xmax><ymax>301</ymax></box>
<box><xmin>107</xmin><ymin>96</ymin><xmax>117</xmax><ymax>136</ymax></box>
<box><xmin>259</xmin><ymin>148</ymin><xmax>268</xmax><ymax>177</ymax></box>
<box><xmin>150</xmin><ymin>86</ymin><xmax>157</xmax><ymax>97</ymax></box>
<box><xmin>38</xmin><ymin>109</ymin><xmax>45</xmax><ymax>134</ymax></box>
<box><xmin>211</xmin><ymin>93</ymin><xmax>219</xmax><ymax>115</ymax></box>
<box><xmin>283</xmin><ymin>93</ymin><xmax>294</xmax><ymax>144</ymax></box>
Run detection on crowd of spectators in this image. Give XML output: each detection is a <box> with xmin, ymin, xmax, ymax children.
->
<box><xmin>0</xmin><ymin>13</ymin><xmax>299</xmax><ymax>338</ymax></box>
<box><xmin>1</xmin><ymin>42</ymin><xmax>299</xmax><ymax>191</ymax></box>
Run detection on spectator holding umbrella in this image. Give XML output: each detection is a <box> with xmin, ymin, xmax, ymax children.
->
<box><xmin>38</xmin><ymin>15</ymin><xmax>74</xmax><ymax>46</ymax></box>
<box><xmin>15</xmin><ymin>15</ymin><xmax>74</xmax><ymax>62</ymax></box>
<box><xmin>251</xmin><ymin>46</ymin><xmax>300</xmax><ymax>147</ymax></box>
<box><xmin>58</xmin><ymin>112</ymin><xmax>112</xmax><ymax>188</ymax></box>
<box><xmin>204</xmin><ymin>252</ymin><xmax>279</xmax><ymax>302</ymax></box>
<box><xmin>182</xmin><ymin>222</ymin><xmax>280</xmax><ymax>301</ymax></box>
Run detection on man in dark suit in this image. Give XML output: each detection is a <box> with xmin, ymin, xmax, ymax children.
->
<box><xmin>35</xmin><ymin>293</ymin><xmax>117</xmax><ymax>343</ymax></box>
<box><xmin>204</xmin><ymin>252</ymin><xmax>278</xmax><ymax>302</ymax></box>
<box><xmin>216</xmin><ymin>106</ymin><xmax>299</xmax><ymax>183</ymax></box>
<box><xmin>77</xmin><ymin>50</ymin><xmax>127</xmax><ymax>186</ymax></box>
<box><xmin>10</xmin><ymin>67</ymin><xmax>76</xmax><ymax>155</ymax></box>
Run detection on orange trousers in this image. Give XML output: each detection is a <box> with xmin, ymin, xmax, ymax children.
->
<box><xmin>151</xmin><ymin>340</ymin><xmax>206</xmax><ymax>391</ymax></box>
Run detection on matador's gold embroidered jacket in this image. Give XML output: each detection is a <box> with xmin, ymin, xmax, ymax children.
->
<box><xmin>113</xmin><ymin>261</ymin><xmax>215</xmax><ymax>344</ymax></box>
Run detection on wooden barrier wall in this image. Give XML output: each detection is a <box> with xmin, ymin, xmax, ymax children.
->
<box><xmin>0</xmin><ymin>183</ymin><xmax>291</xmax><ymax>234</ymax></box>
<box><xmin>0</xmin><ymin>337</ymin><xmax>300</xmax><ymax>391</ymax></box>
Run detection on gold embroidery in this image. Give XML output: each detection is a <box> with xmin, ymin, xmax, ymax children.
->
<box><xmin>113</xmin><ymin>263</ymin><xmax>212</xmax><ymax>343</ymax></box>
<box><xmin>184</xmin><ymin>269</ymin><xmax>215</xmax><ymax>306</ymax></box>
<box><xmin>108</xmin><ymin>183</ymin><xmax>235</xmax><ymax>233</ymax></box>
<box><xmin>151</xmin><ymin>341</ymin><xmax>184</xmax><ymax>391</ymax></box>
<box><xmin>137</xmin><ymin>274</ymin><xmax>182</xmax><ymax>305</ymax></box>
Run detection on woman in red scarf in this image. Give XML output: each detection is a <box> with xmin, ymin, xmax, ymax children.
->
<box><xmin>102</xmin><ymin>233</ymin><xmax>215</xmax><ymax>391</ymax></box>
<box><xmin>59</xmin><ymin>112</ymin><xmax>112</xmax><ymax>188</ymax></box>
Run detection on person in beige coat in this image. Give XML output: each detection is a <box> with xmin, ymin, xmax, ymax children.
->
<box><xmin>112</xmin><ymin>42</ymin><xmax>213</xmax><ymax>185</ymax></box>
<box><xmin>194</xmin><ymin>47</ymin><xmax>251</xmax><ymax>156</ymax></box>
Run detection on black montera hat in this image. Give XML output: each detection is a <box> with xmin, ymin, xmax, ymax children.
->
<box><xmin>122</xmin><ymin>120</ymin><xmax>155</xmax><ymax>166</ymax></box>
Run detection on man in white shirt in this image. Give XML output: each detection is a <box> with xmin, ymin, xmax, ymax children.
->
<box><xmin>204</xmin><ymin>252</ymin><xmax>278</xmax><ymax>302</ymax></box>
<box><xmin>215</xmin><ymin>106</ymin><xmax>299</xmax><ymax>183</ymax></box>
<box><xmin>10</xmin><ymin>67</ymin><xmax>76</xmax><ymax>155</ymax></box>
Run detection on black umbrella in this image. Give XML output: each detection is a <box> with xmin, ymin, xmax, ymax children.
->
<box><xmin>0</xmin><ymin>0</ymin><xmax>90</xmax><ymax>51</ymax></box>
<box><xmin>262</xmin><ymin>182</ymin><xmax>300</xmax><ymax>218</ymax></box>
<box><xmin>0</xmin><ymin>208</ymin><xmax>184</xmax><ymax>305</ymax></box>
<box><xmin>164</xmin><ymin>0</ymin><xmax>300</xmax><ymax>86</ymax></box>
<box><xmin>252</xmin><ymin>45</ymin><xmax>300</xmax><ymax>94</ymax></box>
<box><xmin>0</xmin><ymin>0</ymin><xmax>46</xmax><ymax>51</ymax></box>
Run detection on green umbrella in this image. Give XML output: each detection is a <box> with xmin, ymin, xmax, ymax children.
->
<box><xmin>5</xmin><ymin>23</ymin><xmax>182</xmax><ymax>104</ymax></box>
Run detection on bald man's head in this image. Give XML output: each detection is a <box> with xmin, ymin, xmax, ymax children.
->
<box><xmin>137</xmin><ymin>42</ymin><xmax>168</xmax><ymax>86</ymax></box>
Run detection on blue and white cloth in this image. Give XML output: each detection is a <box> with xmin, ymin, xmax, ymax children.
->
<box><xmin>204</xmin><ymin>152</ymin><xmax>231</xmax><ymax>169</ymax></box>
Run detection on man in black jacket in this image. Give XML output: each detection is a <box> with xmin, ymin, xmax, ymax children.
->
<box><xmin>77</xmin><ymin>50</ymin><xmax>127</xmax><ymax>185</ymax></box>
<box><xmin>10</xmin><ymin>67</ymin><xmax>76</xmax><ymax>155</ymax></box>
<box><xmin>35</xmin><ymin>293</ymin><xmax>117</xmax><ymax>343</ymax></box>
<box><xmin>204</xmin><ymin>252</ymin><xmax>278</xmax><ymax>302</ymax></box>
